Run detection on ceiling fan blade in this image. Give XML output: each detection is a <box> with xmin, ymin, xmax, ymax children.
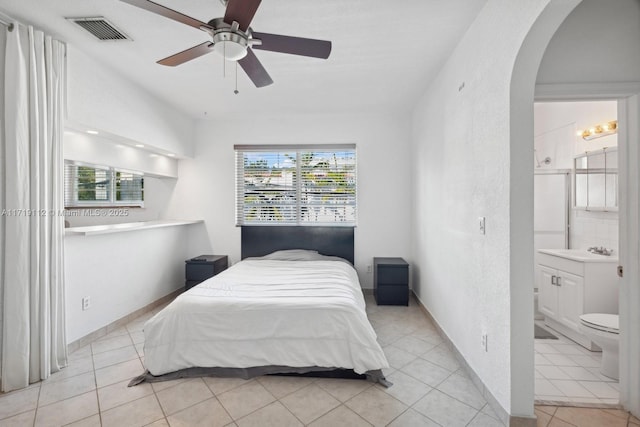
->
<box><xmin>157</xmin><ymin>42</ymin><xmax>213</xmax><ymax>66</ymax></box>
<box><xmin>223</xmin><ymin>0</ymin><xmax>261</xmax><ymax>31</ymax></box>
<box><xmin>238</xmin><ymin>48</ymin><xmax>273</xmax><ymax>88</ymax></box>
<box><xmin>251</xmin><ymin>32</ymin><xmax>331</xmax><ymax>59</ymax></box>
<box><xmin>120</xmin><ymin>0</ymin><xmax>211</xmax><ymax>30</ymax></box>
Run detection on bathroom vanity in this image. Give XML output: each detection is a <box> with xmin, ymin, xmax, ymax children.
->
<box><xmin>537</xmin><ymin>248</ymin><xmax>619</xmax><ymax>349</ymax></box>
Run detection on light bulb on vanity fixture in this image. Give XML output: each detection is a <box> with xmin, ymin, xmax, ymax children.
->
<box><xmin>577</xmin><ymin>120</ymin><xmax>618</xmax><ymax>140</ymax></box>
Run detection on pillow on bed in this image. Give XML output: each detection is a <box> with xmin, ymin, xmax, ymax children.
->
<box><xmin>255</xmin><ymin>249</ymin><xmax>351</xmax><ymax>264</ymax></box>
<box><xmin>258</xmin><ymin>249</ymin><xmax>321</xmax><ymax>261</ymax></box>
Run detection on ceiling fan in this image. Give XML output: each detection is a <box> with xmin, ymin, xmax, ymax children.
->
<box><xmin>120</xmin><ymin>0</ymin><xmax>332</xmax><ymax>88</ymax></box>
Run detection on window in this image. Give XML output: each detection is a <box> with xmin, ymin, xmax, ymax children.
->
<box><xmin>64</xmin><ymin>161</ymin><xmax>144</xmax><ymax>207</ymax></box>
<box><xmin>235</xmin><ymin>145</ymin><xmax>356</xmax><ymax>226</ymax></box>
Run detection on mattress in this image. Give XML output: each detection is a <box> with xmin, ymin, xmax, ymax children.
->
<box><xmin>143</xmin><ymin>257</ymin><xmax>389</xmax><ymax>376</ymax></box>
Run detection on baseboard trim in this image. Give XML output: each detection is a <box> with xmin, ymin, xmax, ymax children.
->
<box><xmin>67</xmin><ymin>288</ymin><xmax>182</xmax><ymax>353</ymax></box>
<box><xmin>411</xmin><ymin>291</ymin><xmax>536</xmax><ymax>427</ymax></box>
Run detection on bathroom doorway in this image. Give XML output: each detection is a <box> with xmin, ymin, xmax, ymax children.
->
<box><xmin>533</xmin><ymin>100</ymin><xmax>621</xmax><ymax>405</ymax></box>
<box><xmin>517</xmin><ymin>0</ymin><xmax>640</xmax><ymax>416</ymax></box>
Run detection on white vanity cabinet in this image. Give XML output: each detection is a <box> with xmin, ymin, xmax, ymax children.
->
<box><xmin>538</xmin><ymin>265</ymin><xmax>583</xmax><ymax>331</ymax></box>
<box><xmin>537</xmin><ymin>249</ymin><xmax>618</xmax><ymax>349</ymax></box>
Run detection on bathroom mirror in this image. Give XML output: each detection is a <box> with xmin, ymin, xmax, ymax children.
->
<box><xmin>574</xmin><ymin>147</ymin><xmax>618</xmax><ymax>211</ymax></box>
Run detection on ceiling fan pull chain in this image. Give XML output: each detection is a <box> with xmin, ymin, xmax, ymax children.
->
<box><xmin>234</xmin><ymin>61</ymin><xmax>239</xmax><ymax>94</ymax></box>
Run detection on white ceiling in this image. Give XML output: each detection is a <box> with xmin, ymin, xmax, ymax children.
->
<box><xmin>0</xmin><ymin>0</ymin><xmax>486</xmax><ymax>119</ymax></box>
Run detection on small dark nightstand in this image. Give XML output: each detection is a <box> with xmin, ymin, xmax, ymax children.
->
<box><xmin>374</xmin><ymin>257</ymin><xmax>409</xmax><ymax>306</ymax></box>
<box><xmin>185</xmin><ymin>255</ymin><xmax>228</xmax><ymax>291</ymax></box>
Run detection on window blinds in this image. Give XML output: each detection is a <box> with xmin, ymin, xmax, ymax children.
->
<box><xmin>235</xmin><ymin>145</ymin><xmax>356</xmax><ymax>226</ymax></box>
<box><xmin>64</xmin><ymin>161</ymin><xmax>144</xmax><ymax>207</ymax></box>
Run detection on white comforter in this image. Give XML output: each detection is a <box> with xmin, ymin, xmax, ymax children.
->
<box><xmin>143</xmin><ymin>259</ymin><xmax>389</xmax><ymax>375</ymax></box>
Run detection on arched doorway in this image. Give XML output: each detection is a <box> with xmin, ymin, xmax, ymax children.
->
<box><xmin>510</xmin><ymin>0</ymin><xmax>640</xmax><ymax>416</ymax></box>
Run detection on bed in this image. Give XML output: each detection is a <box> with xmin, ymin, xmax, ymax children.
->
<box><xmin>130</xmin><ymin>226</ymin><xmax>389</xmax><ymax>385</ymax></box>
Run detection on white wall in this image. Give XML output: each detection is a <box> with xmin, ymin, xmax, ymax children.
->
<box><xmin>63</xmin><ymin>176</ymin><xmax>177</xmax><ymax>228</ymax></box>
<box><xmin>165</xmin><ymin>113</ymin><xmax>412</xmax><ymax>288</ymax></box>
<box><xmin>66</xmin><ymin>46</ymin><xmax>196</xmax><ymax>158</ymax></box>
<box><xmin>64</xmin><ymin>131</ymin><xmax>179</xmax><ymax>178</ymax></box>
<box><xmin>410</xmin><ymin>0</ymin><xmax>577</xmax><ymax>418</ymax></box>
<box><xmin>61</xmin><ymin>44</ymin><xmax>197</xmax><ymax>225</ymax></box>
<box><xmin>534</xmin><ymin>101</ymin><xmax>619</xmax><ymax>251</ymax></box>
<box><xmin>537</xmin><ymin>0</ymin><xmax>640</xmax><ymax>85</ymax></box>
<box><xmin>62</xmin><ymin>45</ymin><xmax>198</xmax><ymax>341</ymax></box>
<box><xmin>64</xmin><ymin>225</ymin><xmax>193</xmax><ymax>343</ymax></box>
<box><xmin>534</xmin><ymin>101</ymin><xmax>618</xmax><ymax>170</ymax></box>
<box><xmin>0</xmin><ymin>23</ymin><xmax>6</xmax><ymax>379</ymax></box>
<box><xmin>410</xmin><ymin>0</ymin><xmax>639</xmax><ymax>416</ymax></box>
<box><xmin>534</xmin><ymin>101</ymin><xmax>618</xmax><ymax>161</ymax></box>
<box><xmin>62</xmin><ymin>130</ymin><xmax>180</xmax><ymax>227</ymax></box>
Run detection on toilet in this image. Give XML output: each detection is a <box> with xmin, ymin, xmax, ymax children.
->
<box><xmin>579</xmin><ymin>313</ymin><xmax>619</xmax><ymax>380</ymax></box>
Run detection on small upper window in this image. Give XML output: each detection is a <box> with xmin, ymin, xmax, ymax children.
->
<box><xmin>64</xmin><ymin>161</ymin><xmax>144</xmax><ymax>207</ymax></box>
<box><xmin>235</xmin><ymin>145</ymin><xmax>356</xmax><ymax>226</ymax></box>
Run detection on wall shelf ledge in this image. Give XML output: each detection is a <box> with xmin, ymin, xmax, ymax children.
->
<box><xmin>65</xmin><ymin>219</ymin><xmax>203</xmax><ymax>236</ymax></box>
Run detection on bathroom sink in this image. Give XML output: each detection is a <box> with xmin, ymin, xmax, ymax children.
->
<box><xmin>538</xmin><ymin>248</ymin><xmax>618</xmax><ymax>262</ymax></box>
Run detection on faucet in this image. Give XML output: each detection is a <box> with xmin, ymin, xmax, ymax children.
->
<box><xmin>587</xmin><ymin>246</ymin><xmax>613</xmax><ymax>256</ymax></box>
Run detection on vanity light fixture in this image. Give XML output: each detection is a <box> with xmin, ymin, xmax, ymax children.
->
<box><xmin>578</xmin><ymin>120</ymin><xmax>618</xmax><ymax>141</ymax></box>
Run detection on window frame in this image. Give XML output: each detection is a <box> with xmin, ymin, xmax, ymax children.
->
<box><xmin>235</xmin><ymin>144</ymin><xmax>357</xmax><ymax>227</ymax></box>
<box><xmin>64</xmin><ymin>160</ymin><xmax>145</xmax><ymax>208</ymax></box>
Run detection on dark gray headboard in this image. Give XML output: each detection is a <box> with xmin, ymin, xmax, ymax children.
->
<box><xmin>241</xmin><ymin>226</ymin><xmax>355</xmax><ymax>265</ymax></box>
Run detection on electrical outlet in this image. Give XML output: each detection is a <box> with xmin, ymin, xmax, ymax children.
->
<box><xmin>367</xmin><ymin>264</ymin><xmax>372</xmax><ymax>274</ymax></box>
<box><xmin>479</xmin><ymin>217</ymin><xmax>486</xmax><ymax>235</ymax></box>
<box><xmin>82</xmin><ymin>296</ymin><xmax>91</xmax><ymax>311</ymax></box>
<box><xmin>481</xmin><ymin>333</ymin><xmax>488</xmax><ymax>352</ymax></box>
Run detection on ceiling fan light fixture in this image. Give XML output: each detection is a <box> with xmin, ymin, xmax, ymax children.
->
<box><xmin>213</xmin><ymin>40</ymin><xmax>247</xmax><ymax>61</ymax></box>
<box><xmin>212</xmin><ymin>30</ymin><xmax>248</xmax><ymax>61</ymax></box>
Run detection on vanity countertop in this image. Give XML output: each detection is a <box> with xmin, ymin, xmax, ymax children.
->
<box><xmin>538</xmin><ymin>248</ymin><xmax>618</xmax><ymax>263</ymax></box>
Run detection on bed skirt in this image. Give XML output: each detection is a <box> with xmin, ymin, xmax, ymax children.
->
<box><xmin>128</xmin><ymin>366</ymin><xmax>391</xmax><ymax>387</ymax></box>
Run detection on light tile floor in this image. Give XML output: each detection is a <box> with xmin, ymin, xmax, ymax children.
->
<box><xmin>534</xmin><ymin>321</ymin><xmax>620</xmax><ymax>406</ymax></box>
<box><xmin>0</xmin><ymin>296</ymin><xmax>636</xmax><ymax>426</ymax></box>
<box><xmin>536</xmin><ymin>405</ymin><xmax>640</xmax><ymax>427</ymax></box>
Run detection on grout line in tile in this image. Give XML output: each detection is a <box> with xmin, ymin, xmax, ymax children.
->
<box><xmin>32</xmin><ymin>372</ymin><xmax>44</xmax><ymax>425</ymax></box>
<box><xmin>216</xmin><ymin>395</ymin><xmax>235</xmax><ymax>426</ymax></box>
<box><xmin>354</xmin><ymin>407</ymin><xmax>375</xmax><ymax>427</ymax></box>
<box><xmin>225</xmin><ymin>384</ymin><xmax>278</xmax><ymax>422</ymax></box>
<box><xmin>385</xmin><ymin>406</ymin><xmax>411</xmax><ymax>426</ymax></box>
<box><xmin>151</xmin><ymin>386</ymin><xmax>168</xmax><ymax>420</ymax></box>
<box><xmin>433</xmin><ymin>382</ymin><xmax>485</xmax><ymax>415</ymax></box>
<box><xmin>0</xmin><ymin>409</ymin><xmax>34</xmax><ymax>424</ymax></box>
<box><xmin>92</xmin><ymin>356</ymin><xmax>102</xmax><ymax>427</ymax></box>
<box><xmin>277</xmin><ymin>401</ymin><xmax>306</xmax><ymax>427</ymax></box>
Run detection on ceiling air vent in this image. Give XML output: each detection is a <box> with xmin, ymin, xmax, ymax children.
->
<box><xmin>67</xmin><ymin>17</ymin><xmax>131</xmax><ymax>41</ymax></box>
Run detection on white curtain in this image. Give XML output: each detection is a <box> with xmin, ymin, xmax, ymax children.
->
<box><xmin>1</xmin><ymin>23</ymin><xmax>67</xmax><ymax>392</ymax></box>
